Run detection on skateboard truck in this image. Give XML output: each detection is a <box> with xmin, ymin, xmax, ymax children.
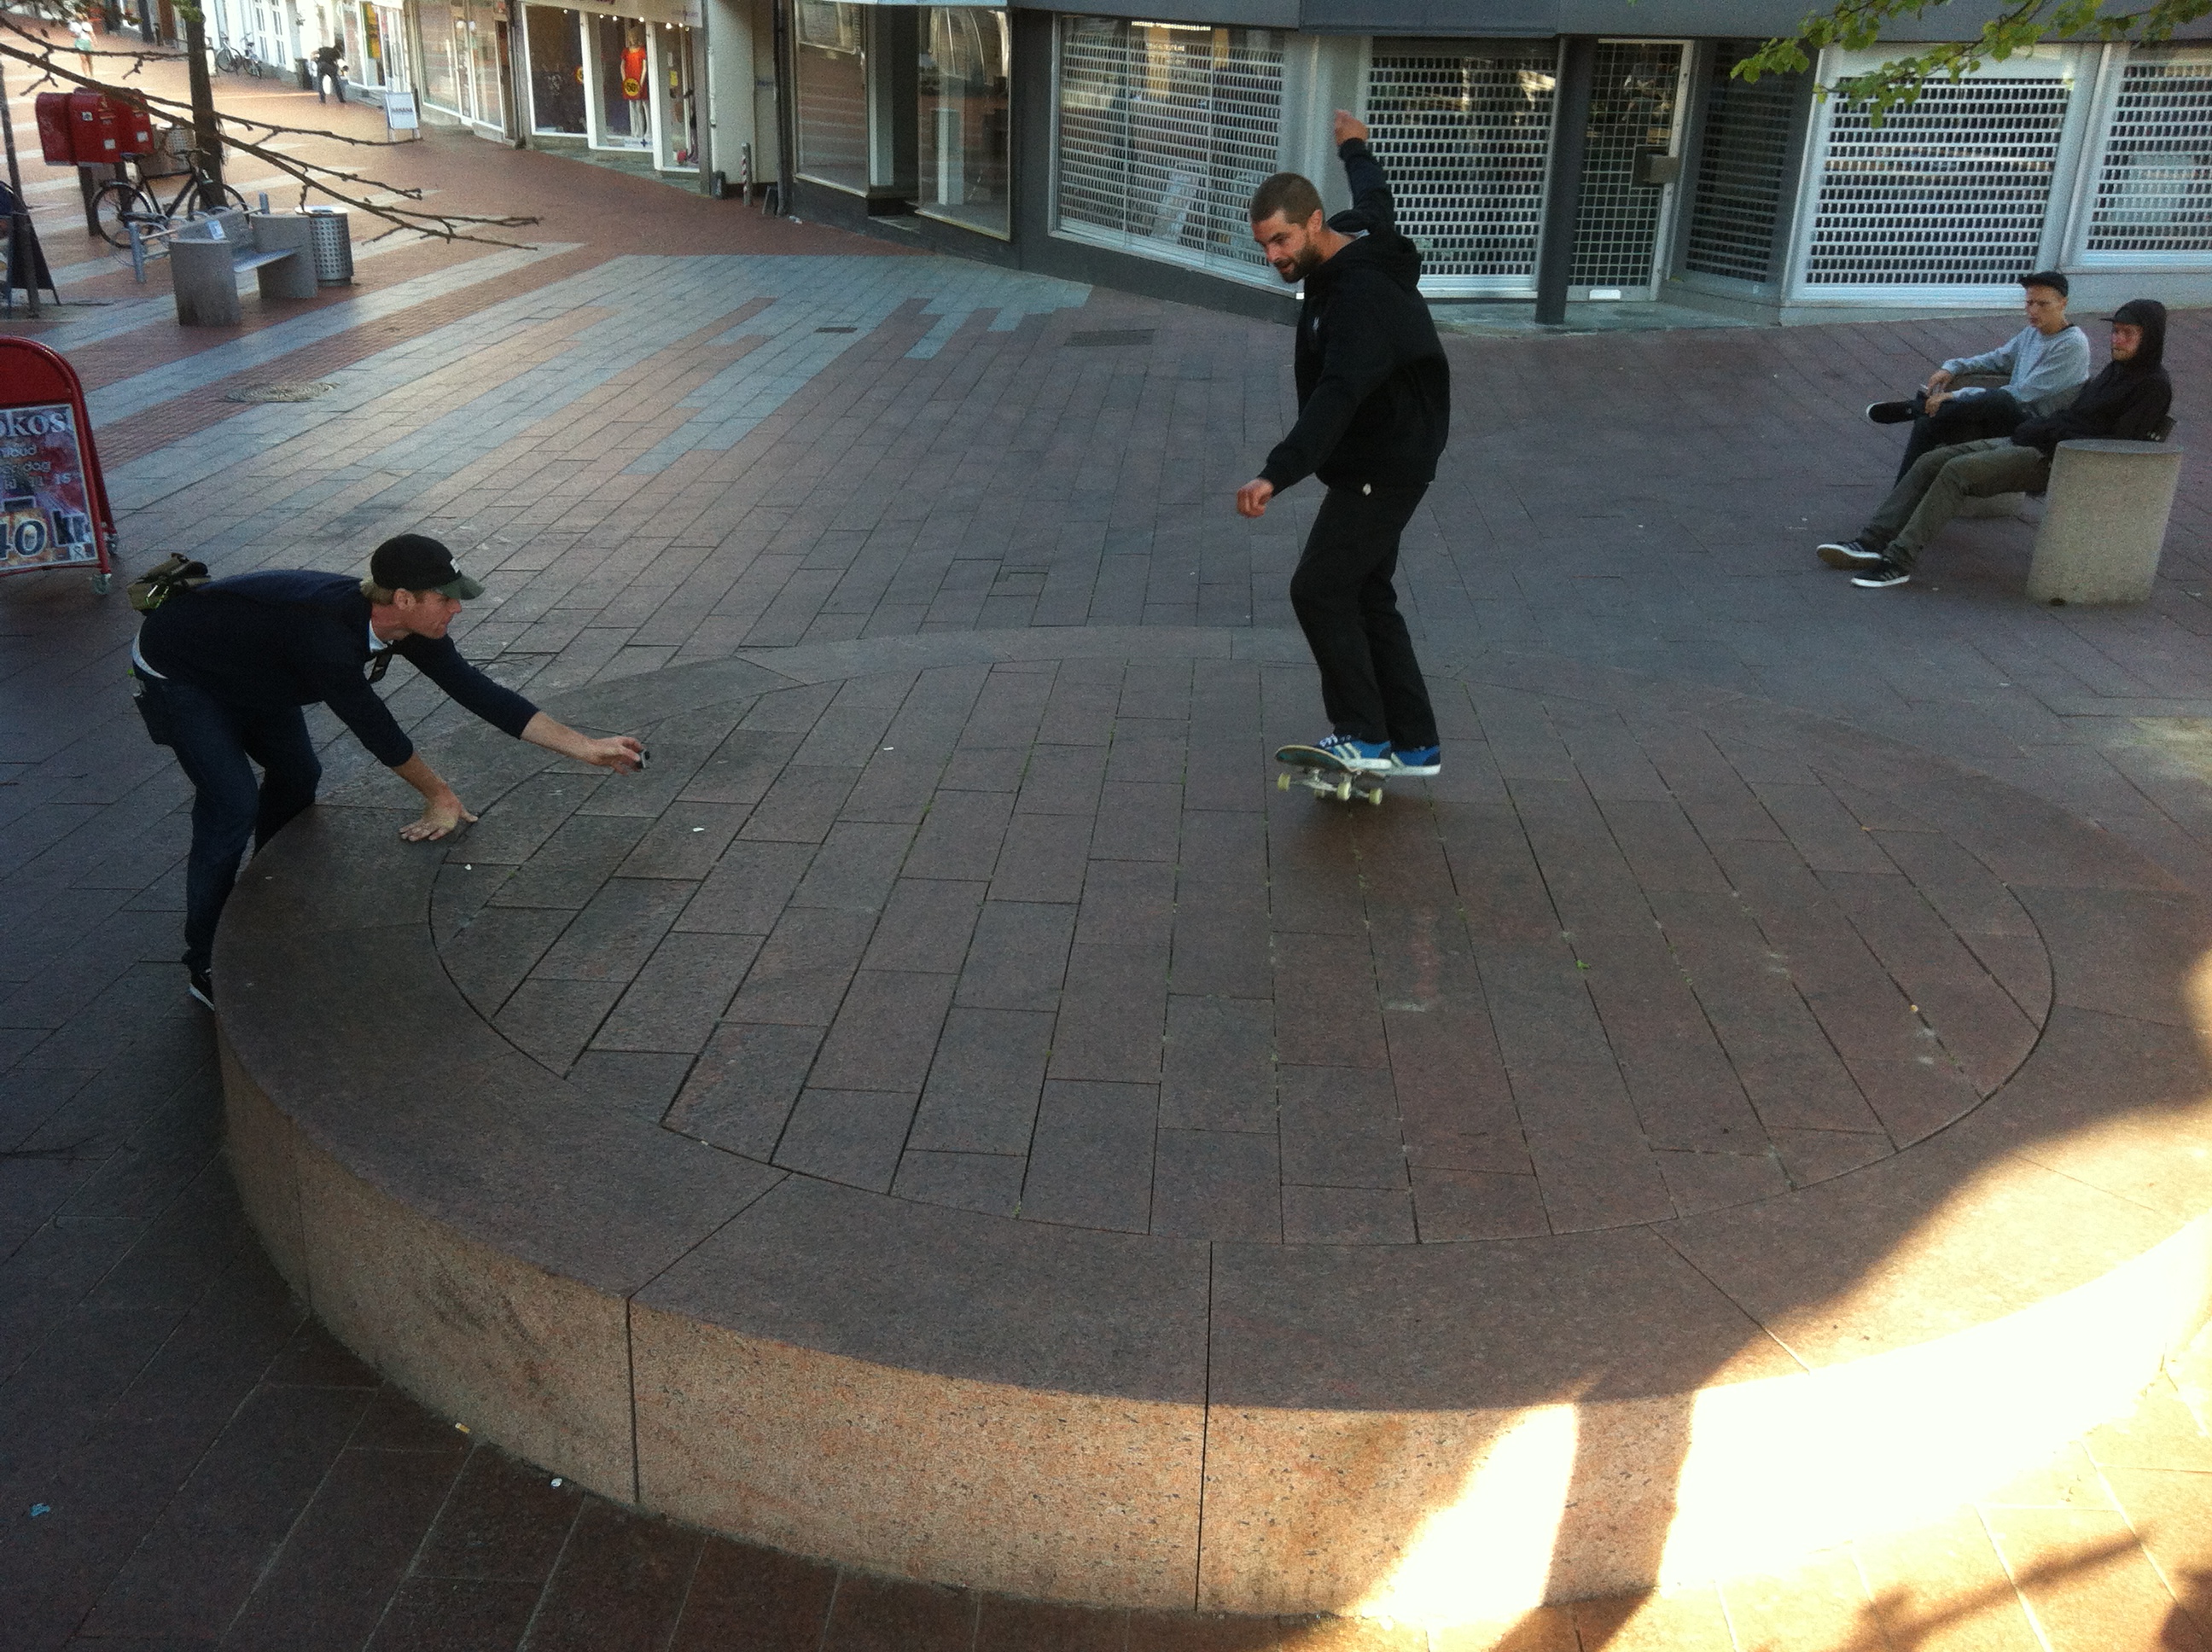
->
<box><xmin>1274</xmin><ymin>744</ymin><xmax>1387</xmax><ymax>806</ymax></box>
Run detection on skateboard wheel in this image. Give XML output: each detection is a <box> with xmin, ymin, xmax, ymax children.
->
<box><xmin>1336</xmin><ymin>780</ymin><xmax>1352</xmax><ymax>802</ymax></box>
<box><xmin>1368</xmin><ymin>785</ymin><xmax>1383</xmax><ymax>806</ymax></box>
<box><xmin>1278</xmin><ymin>773</ymin><xmax>1291</xmax><ymax>791</ymax></box>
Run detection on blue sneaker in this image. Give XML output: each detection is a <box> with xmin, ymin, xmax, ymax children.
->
<box><xmin>1389</xmin><ymin>744</ymin><xmax>1441</xmax><ymax>777</ymax></box>
<box><xmin>1317</xmin><ymin>733</ymin><xmax>1393</xmax><ymax>772</ymax></box>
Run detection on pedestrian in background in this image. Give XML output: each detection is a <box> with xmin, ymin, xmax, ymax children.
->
<box><xmin>312</xmin><ymin>40</ymin><xmax>345</xmax><ymax>102</ymax></box>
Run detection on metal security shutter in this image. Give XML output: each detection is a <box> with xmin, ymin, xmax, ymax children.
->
<box><xmin>2085</xmin><ymin>48</ymin><xmax>2212</xmax><ymax>259</ymax></box>
<box><xmin>1802</xmin><ymin>73</ymin><xmax>2071</xmax><ymax>287</ymax></box>
<box><xmin>1365</xmin><ymin>41</ymin><xmax>1557</xmax><ymax>296</ymax></box>
<box><xmin>1054</xmin><ymin>15</ymin><xmax>1284</xmax><ymax>283</ymax></box>
<box><xmin>1571</xmin><ymin>42</ymin><xmax>1686</xmax><ymax>288</ymax></box>
<box><xmin>1685</xmin><ymin>44</ymin><xmax>1799</xmax><ymax>284</ymax></box>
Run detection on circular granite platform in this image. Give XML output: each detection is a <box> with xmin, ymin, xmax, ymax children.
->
<box><xmin>215</xmin><ymin>627</ymin><xmax>2212</xmax><ymax>1624</ymax></box>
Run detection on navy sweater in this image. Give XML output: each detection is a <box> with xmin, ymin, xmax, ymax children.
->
<box><xmin>137</xmin><ymin>570</ymin><xmax>537</xmax><ymax>767</ymax></box>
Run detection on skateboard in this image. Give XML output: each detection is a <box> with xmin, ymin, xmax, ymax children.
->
<box><xmin>1274</xmin><ymin>743</ymin><xmax>1387</xmax><ymax>806</ymax></box>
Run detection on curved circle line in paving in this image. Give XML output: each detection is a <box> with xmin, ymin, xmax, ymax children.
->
<box><xmin>215</xmin><ymin>627</ymin><xmax>2212</xmax><ymax>1624</ymax></box>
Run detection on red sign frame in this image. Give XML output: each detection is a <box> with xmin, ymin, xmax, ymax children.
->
<box><xmin>0</xmin><ymin>340</ymin><xmax>118</xmax><ymax>593</ymax></box>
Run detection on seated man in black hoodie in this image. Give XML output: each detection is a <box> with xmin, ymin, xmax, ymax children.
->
<box><xmin>1234</xmin><ymin>110</ymin><xmax>1451</xmax><ymax>777</ymax></box>
<box><xmin>1819</xmin><ymin>300</ymin><xmax>2172</xmax><ymax>590</ymax></box>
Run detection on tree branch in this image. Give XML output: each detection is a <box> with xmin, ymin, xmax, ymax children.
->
<box><xmin>0</xmin><ymin>25</ymin><xmax>540</xmax><ymax>246</ymax></box>
<box><xmin>1735</xmin><ymin>0</ymin><xmax>2211</xmax><ymax>118</ymax></box>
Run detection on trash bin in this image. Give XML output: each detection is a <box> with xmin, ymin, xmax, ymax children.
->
<box><xmin>304</xmin><ymin>207</ymin><xmax>352</xmax><ymax>285</ymax></box>
<box><xmin>295</xmin><ymin>56</ymin><xmax>312</xmax><ymax>90</ymax></box>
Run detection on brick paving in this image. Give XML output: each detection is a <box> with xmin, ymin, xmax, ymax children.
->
<box><xmin>11</xmin><ymin>31</ymin><xmax>2212</xmax><ymax>1649</ymax></box>
<box><xmin>435</xmin><ymin>649</ymin><xmax>2050</xmax><ymax>1243</ymax></box>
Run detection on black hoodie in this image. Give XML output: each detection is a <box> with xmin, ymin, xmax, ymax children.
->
<box><xmin>1258</xmin><ymin>139</ymin><xmax>1451</xmax><ymax>493</ymax></box>
<box><xmin>2011</xmin><ymin>298</ymin><xmax>2173</xmax><ymax>457</ymax></box>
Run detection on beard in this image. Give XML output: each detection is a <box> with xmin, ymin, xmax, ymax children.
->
<box><xmin>1272</xmin><ymin>242</ymin><xmax>1324</xmax><ymax>284</ymax></box>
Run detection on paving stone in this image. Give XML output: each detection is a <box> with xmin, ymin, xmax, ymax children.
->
<box><xmin>666</xmin><ymin>1021</ymin><xmax>824</xmax><ymax>1155</ymax></box>
<box><xmin>1019</xmin><ymin>1080</ymin><xmax>1158</xmax><ymax>1233</ymax></box>
<box><xmin>773</xmin><ymin>1088</ymin><xmax>920</xmax><ymax>1190</ymax></box>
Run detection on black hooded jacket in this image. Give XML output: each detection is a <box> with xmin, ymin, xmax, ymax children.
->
<box><xmin>1257</xmin><ymin>139</ymin><xmax>1451</xmax><ymax>493</ymax></box>
<box><xmin>2011</xmin><ymin>299</ymin><xmax>2173</xmax><ymax>457</ymax></box>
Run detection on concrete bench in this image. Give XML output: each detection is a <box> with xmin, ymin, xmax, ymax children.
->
<box><xmin>169</xmin><ymin>210</ymin><xmax>317</xmax><ymax>326</ymax></box>
<box><xmin>2025</xmin><ymin>434</ymin><xmax>2187</xmax><ymax>606</ymax></box>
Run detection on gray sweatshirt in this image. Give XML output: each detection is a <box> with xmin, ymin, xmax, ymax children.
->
<box><xmin>1941</xmin><ymin>324</ymin><xmax>2092</xmax><ymax>415</ymax></box>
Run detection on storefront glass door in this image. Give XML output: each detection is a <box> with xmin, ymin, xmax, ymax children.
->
<box><xmin>918</xmin><ymin>7</ymin><xmax>1008</xmax><ymax>234</ymax></box>
<box><xmin>527</xmin><ymin>4</ymin><xmax>585</xmax><ymax>133</ymax></box>
<box><xmin>655</xmin><ymin>24</ymin><xmax>699</xmax><ymax>169</ymax></box>
<box><xmin>796</xmin><ymin>1</ymin><xmax>868</xmax><ymax>191</ymax></box>
<box><xmin>1569</xmin><ymin>40</ymin><xmax>1692</xmax><ymax>298</ymax></box>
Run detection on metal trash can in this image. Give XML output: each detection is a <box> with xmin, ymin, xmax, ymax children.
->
<box><xmin>295</xmin><ymin>56</ymin><xmax>312</xmax><ymax>90</ymax></box>
<box><xmin>304</xmin><ymin>208</ymin><xmax>352</xmax><ymax>285</ymax></box>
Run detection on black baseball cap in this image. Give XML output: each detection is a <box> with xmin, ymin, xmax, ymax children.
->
<box><xmin>369</xmin><ymin>534</ymin><xmax>485</xmax><ymax>600</ymax></box>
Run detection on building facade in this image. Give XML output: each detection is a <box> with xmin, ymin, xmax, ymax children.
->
<box><xmin>783</xmin><ymin>2</ymin><xmax>2212</xmax><ymax>322</ymax></box>
<box><xmin>364</xmin><ymin>0</ymin><xmax>2212</xmax><ymax>323</ymax></box>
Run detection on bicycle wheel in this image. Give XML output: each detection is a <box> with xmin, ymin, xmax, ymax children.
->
<box><xmin>213</xmin><ymin>45</ymin><xmax>236</xmax><ymax>71</ymax></box>
<box><xmin>184</xmin><ymin>183</ymin><xmax>250</xmax><ymax>218</ymax></box>
<box><xmin>92</xmin><ymin>183</ymin><xmax>153</xmax><ymax>248</ymax></box>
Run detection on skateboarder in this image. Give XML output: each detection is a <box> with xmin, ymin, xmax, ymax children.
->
<box><xmin>131</xmin><ymin>535</ymin><xmax>644</xmax><ymax>1009</ymax></box>
<box><xmin>1236</xmin><ymin>109</ymin><xmax>1449</xmax><ymax>777</ymax></box>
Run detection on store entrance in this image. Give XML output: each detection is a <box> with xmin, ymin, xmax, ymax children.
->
<box><xmin>1569</xmin><ymin>40</ymin><xmax>1692</xmax><ymax>300</ymax></box>
<box><xmin>656</xmin><ymin>24</ymin><xmax>698</xmax><ymax>170</ymax></box>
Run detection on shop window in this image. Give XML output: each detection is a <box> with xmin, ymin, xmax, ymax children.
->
<box><xmin>595</xmin><ymin>14</ymin><xmax>653</xmax><ymax>149</ymax></box>
<box><xmin>918</xmin><ymin>8</ymin><xmax>1009</xmax><ymax>235</ymax></box>
<box><xmin>1685</xmin><ymin>44</ymin><xmax>1800</xmax><ymax>285</ymax></box>
<box><xmin>798</xmin><ymin>0</ymin><xmax>868</xmax><ymax>191</ymax></box>
<box><xmin>2085</xmin><ymin>49</ymin><xmax>2212</xmax><ymax>258</ymax></box>
<box><xmin>1365</xmin><ymin>40</ymin><xmax>1555</xmax><ymax>295</ymax></box>
<box><xmin>1804</xmin><ymin>68</ymin><xmax>2070</xmax><ymax>286</ymax></box>
<box><xmin>1053</xmin><ymin>16</ymin><xmax>1284</xmax><ymax>282</ymax></box>
<box><xmin>527</xmin><ymin>4</ymin><xmax>585</xmax><ymax>134</ymax></box>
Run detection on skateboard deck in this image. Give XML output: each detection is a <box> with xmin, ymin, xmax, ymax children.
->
<box><xmin>1275</xmin><ymin>743</ymin><xmax>1387</xmax><ymax>806</ymax></box>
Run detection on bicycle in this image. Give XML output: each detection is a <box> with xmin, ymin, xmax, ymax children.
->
<box><xmin>91</xmin><ymin>152</ymin><xmax>249</xmax><ymax>249</ymax></box>
<box><xmin>212</xmin><ymin>44</ymin><xmax>269</xmax><ymax>76</ymax></box>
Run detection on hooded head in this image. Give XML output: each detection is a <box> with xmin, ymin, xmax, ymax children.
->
<box><xmin>2110</xmin><ymin>299</ymin><xmax>2167</xmax><ymax>374</ymax></box>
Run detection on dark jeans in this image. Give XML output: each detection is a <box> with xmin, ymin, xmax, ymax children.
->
<box><xmin>1898</xmin><ymin>389</ymin><xmax>2026</xmax><ymax>477</ymax></box>
<box><xmin>140</xmin><ymin>673</ymin><xmax>321</xmax><ymax>971</ymax></box>
<box><xmin>1288</xmin><ymin>482</ymin><xmax>1438</xmax><ymax>750</ymax></box>
<box><xmin>316</xmin><ymin>66</ymin><xmax>344</xmax><ymax>101</ymax></box>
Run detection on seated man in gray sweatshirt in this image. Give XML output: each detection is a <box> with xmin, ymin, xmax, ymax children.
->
<box><xmin>1866</xmin><ymin>271</ymin><xmax>2090</xmax><ymax>477</ymax></box>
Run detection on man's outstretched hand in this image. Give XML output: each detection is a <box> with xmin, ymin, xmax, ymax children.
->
<box><xmin>1237</xmin><ymin>479</ymin><xmax>1275</xmax><ymax>519</ymax></box>
<box><xmin>400</xmin><ymin>794</ymin><xmax>479</xmax><ymax>842</ymax></box>
<box><xmin>1334</xmin><ymin>110</ymin><xmax>1368</xmax><ymax>146</ymax></box>
<box><xmin>579</xmin><ymin>735</ymin><xmax>647</xmax><ymax>774</ymax></box>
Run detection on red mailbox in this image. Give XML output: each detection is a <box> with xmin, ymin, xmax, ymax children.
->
<box><xmin>114</xmin><ymin>97</ymin><xmax>153</xmax><ymax>157</ymax></box>
<box><xmin>32</xmin><ymin>90</ymin><xmax>149</xmax><ymax>165</ymax></box>
<box><xmin>70</xmin><ymin>90</ymin><xmax>121</xmax><ymax>162</ymax></box>
<box><xmin>33</xmin><ymin>91</ymin><xmax>73</xmax><ymax>165</ymax></box>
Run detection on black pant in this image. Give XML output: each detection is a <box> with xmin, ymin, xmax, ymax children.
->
<box><xmin>1288</xmin><ymin>481</ymin><xmax>1438</xmax><ymax>749</ymax></box>
<box><xmin>139</xmin><ymin>673</ymin><xmax>321</xmax><ymax>971</ymax></box>
<box><xmin>316</xmin><ymin>65</ymin><xmax>344</xmax><ymax>101</ymax></box>
<box><xmin>1897</xmin><ymin>389</ymin><xmax>2025</xmax><ymax>478</ymax></box>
